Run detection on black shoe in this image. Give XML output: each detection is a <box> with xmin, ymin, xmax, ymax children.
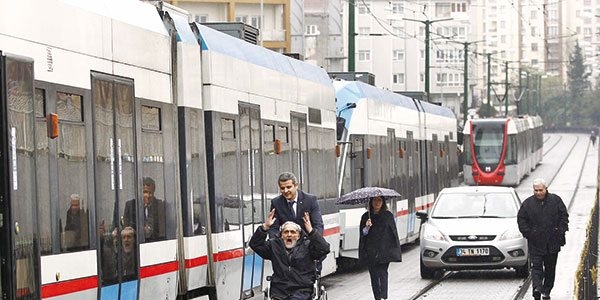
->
<box><xmin>541</xmin><ymin>293</ymin><xmax>550</xmax><ymax>299</ymax></box>
<box><xmin>533</xmin><ymin>290</ymin><xmax>541</xmax><ymax>300</ymax></box>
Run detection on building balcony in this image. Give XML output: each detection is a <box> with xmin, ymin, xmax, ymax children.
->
<box><xmin>262</xmin><ymin>29</ymin><xmax>286</xmax><ymax>41</ymax></box>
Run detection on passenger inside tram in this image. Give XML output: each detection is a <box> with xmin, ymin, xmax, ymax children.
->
<box><xmin>62</xmin><ymin>193</ymin><xmax>89</xmax><ymax>251</ymax></box>
<box><xmin>121</xmin><ymin>226</ymin><xmax>136</xmax><ymax>276</ymax></box>
<box><xmin>122</xmin><ymin>177</ymin><xmax>166</xmax><ymax>242</ymax></box>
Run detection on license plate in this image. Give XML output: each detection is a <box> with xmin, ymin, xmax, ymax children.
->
<box><xmin>456</xmin><ymin>247</ymin><xmax>489</xmax><ymax>256</ymax></box>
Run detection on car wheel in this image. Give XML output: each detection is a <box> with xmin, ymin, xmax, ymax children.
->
<box><xmin>515</xmin><ymin>261</ymin><xmax>530</xmax><ymax>278</ymax></box>
<box><xmin>420</xmin><ymin>257</ymin><xmax>436</xmax><ymax>279</ymax></box>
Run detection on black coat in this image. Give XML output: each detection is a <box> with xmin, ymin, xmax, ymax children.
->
<box><xmin>123</xmin><ymin>197</ymin><xmax>166</xmax><ymax>242</ymax></box>
<box><xmin>517</xmin><ymin>193</ymin><xmax>569</xmax><ymax>255</ymax></box>
<box><xmin>249</xmin><ymin>226</ymin><xmax>330</xmax><ymax>299</ymax></box>
<box><xmin>268</xmin><ymin>190</ymin><xmax>324</xmax><ymax>238</ymax></box>
<box><xmin>358</xmin><ymin>210</ymin><xmax>402</xmax><ymax>265</ymax></box>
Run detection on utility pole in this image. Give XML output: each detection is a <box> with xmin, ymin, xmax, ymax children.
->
<box><xmin>404</xmin><ymin>17</ymin><xmax>452</xmax><ymax>102</ymax></box>
<box><xmin>487</xmin><ymin>53</ymin><xmax>492</xmax><ymax>115</ymax></box>
<box><xmin>447</xmin><ymin>39</ymin><xmax>483</xmax><ymax>125</ymax></box>
<box><xmin>348</xmin><ymin>0</ymin><xmax>355</xmax><ymax>71</ymax></box>
<box><xmin>504</xmin><ymin>61</ymin><xmax>509</xmax><ymax>117</ymax></box>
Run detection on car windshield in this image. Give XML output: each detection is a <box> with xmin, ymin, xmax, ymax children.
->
<box><xmin>431</xmin><ymin>192</ymin><xmax>517</xmax><ymax>218</ymax></box>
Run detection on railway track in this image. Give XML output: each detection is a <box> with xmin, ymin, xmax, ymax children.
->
<box><xmin>406</xmin><ymin>134</ymin><xmax>589</xmax><ymax>300</ymax></box>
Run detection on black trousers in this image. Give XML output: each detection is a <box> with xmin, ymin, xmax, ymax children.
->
<box><xmin>531</xmin><ymin>252</ymin><xmax>559</xmax><ymax>295</ymax></box>
<box><xmin>368</xmin><ymin>262</ymin><xmax>390</xmax><ymax>300</ymax></box>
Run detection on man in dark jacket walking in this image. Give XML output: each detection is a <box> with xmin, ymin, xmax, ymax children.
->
<box><xmin>250</xmin><ymin>209</ymin><xmax>330</xmax><ymax>300</ymax></box>
<box><xmin>517</xmin><ymin>178</ymin><xmax>569</xmax><ymax>300</ymax></box>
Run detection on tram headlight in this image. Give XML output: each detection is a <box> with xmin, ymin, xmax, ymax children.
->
<box><xmin>422</xmin><ymin>225</ymin><xmax>446</xmax><ymax>241</ymax></box>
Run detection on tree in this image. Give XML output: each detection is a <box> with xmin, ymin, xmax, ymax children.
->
<box><xmin>566</xmin><ymin>41</ymin><xmax>590</xmax><ymax>125</ymax></box>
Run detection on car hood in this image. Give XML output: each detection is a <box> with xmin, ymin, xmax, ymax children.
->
<box><xmin>428</xmin><ymin>217</ymin><xmax>518</xmax><ymax>235</ymax></box>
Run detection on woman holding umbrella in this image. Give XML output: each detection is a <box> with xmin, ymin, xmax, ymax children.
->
<box><xmin>358</xmin><ymin>196</ymin><xmax>402</xmax><ymax>300</ymax></box>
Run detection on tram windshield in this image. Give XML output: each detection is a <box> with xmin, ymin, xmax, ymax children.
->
<box><xmin>472</xmin><ymin>124</ymin><xmax>505</xmax><ymax>165</ymax></box>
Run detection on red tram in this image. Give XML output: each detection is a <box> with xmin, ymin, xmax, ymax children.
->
<box><xmin>462</xmin><ymin>116</ymin><xmax>543</xmax><ymax>186</ymax></box>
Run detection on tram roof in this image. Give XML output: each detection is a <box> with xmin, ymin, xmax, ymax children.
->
<box><xmin>193</xmin><ymin>23</ymin><xmax>331</xmax><ymax>86</ymax></box>
<box><xmin>61</xmin><ymin>0</ymin><xmax>169</xmax><ymax>36</ymax></box>
<box><xmin>334</xmin><ymin>80</ymin><xmax>418</xmax><ymax>111</ymax></box>
<box><xmin>334</xmin><ymin>80</ymin><xmax>455</xmax><ymax>118</ymax></box>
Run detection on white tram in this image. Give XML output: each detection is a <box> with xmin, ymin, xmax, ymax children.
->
<box><xmin>0</xmin><ymin>1</ymin><xmax>339</xmax><ymax>299</ymax></box>
<box><xmin>333</xmin><ymin>80</ymin><xmax>459</xmax><ymax>264</ymax></box>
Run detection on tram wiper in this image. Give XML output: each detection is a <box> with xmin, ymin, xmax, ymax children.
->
<box><xmin>431</xmin><ymin>216</ymin><xmax>459</xmax><ymax>219</ymax></box>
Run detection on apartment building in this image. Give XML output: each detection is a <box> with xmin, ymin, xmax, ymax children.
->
<box><xmin>168</xmin><ymin>0</ymin><xmax>292</xmax><ymax>53</ymax></box>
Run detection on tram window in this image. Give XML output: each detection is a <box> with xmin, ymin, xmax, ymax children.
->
<box><xmin>35</xmin><ymin>89</ymin><xmax>46</xmax><ymax>117</ymax></box>
<box><xmin>263</xmin><ymin>124</ymin><xmax>275</xmax><ymax>142</ymax></box>
<box><xmin>221</xmin><ymin>118</ymin><xmax>235</xmax><ymax>139</ymax></box>
<box><xmin>139</xmin><ymin>105</ymin><xmax>168</xmax><ymax>242</ymax></box>
<box><xmin>56</xmin><ymin>92</ymin><xmax>83</xmax><ymax>122</ymax></box>
<box><xmin>35</xmin><ymin>88</ymin><xmax>52</xmax><ymax>255</ymax></box>
<box><xmin>141</xmin><ymin>105</ymin><xmax>161</xmax><ymax>131</ymax></box>
<box><xmin>278</xmin><ymin>125</ymin><xmax>289</xmax><ymax>143</ymax></box>
<box><xmin>57</xmin><ymin>92</ymin><xmax>90</xmax><ymax>252</ymax></box>
<box><xmin>187</xmin><ymin>109</ymin><xmax>207</xmax><ymax>236</ymax></box>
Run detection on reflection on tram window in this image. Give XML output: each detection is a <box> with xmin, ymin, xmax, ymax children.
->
<box><xmin>34</xmin><ymin>88</ymin><xmax>52</xmax><ymax>255</ymax></box>
<box><xmin>140</xmin><ymin>105</ymin><xmax>169</xmax><ymax>241</ymax></box>
<box><xmin>57</xmin><ymin>91</ymin><xmax>90</xmax><ymax>252</ymax></box>
<box><xmin>188</xmin><ymin>109</ymin><xmax>207</xmax><ymax>236</ymax></box>
<box><xmin>62</xmin><ymin>194</ymin><xmax>89</xmax><ymax>251</ymax></box>
<box><xmin>7</xmin><ymin>57</ymin><xmax>39</xmax><ymax>299</ymax></box>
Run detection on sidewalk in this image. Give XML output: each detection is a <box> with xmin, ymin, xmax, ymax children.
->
<box><xmin>524</xmin><ymin>144</ymin><xmax>598</xmax><ymax>300</ymax></box>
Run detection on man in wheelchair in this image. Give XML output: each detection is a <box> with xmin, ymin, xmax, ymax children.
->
<box><xmin>249</xmin><ymin>209</ymin><xmax>330</xmax><ymax>300</ymax></box>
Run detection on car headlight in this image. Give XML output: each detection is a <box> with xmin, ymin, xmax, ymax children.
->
<box><xmin>498</xmin><ymin>227</ymin><xmax>523</xmax><ymax>241</ymax></box>
<box><xmin>422</xmin><ymin>224</ymin><xmax>446</xmax><ymax>241</ymax></box>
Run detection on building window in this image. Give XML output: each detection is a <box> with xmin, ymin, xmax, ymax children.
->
<box><xmin>531</xmin><ymin>43</ymin><xmax>538</xmax><ymax>51</ymax></box>
<box><xmin>393</xmin><ymin>50</ymin><xmax>404</xmax><ymax>60</ymax></box>
<box><xmin>531</xmin><ymin>11</ymin><xmax>537</xmax><ymax>19</ymax></box>
<box><xmin>235</xmin><ymin>15</ymin><xmax>248</xmax><ymax>23</ymax></box>
<box><xmin>305</xmin><ymin>24</ymin><xmax>319</xmax><ymax>36</ymax></box>
<box><xmin>358</xmin><ymin>1</ymin><xmax>371</xmax><ymax>14</ymax></box>
<box><xmin>436</xmin><ymin>3</ymin><xmax>452</xmax><ymax>17</ymax></box>
<box><xmin>358</xmin><ymin>27</ymin><xmax>370</xmax><ymax>36</ymax></box>
<box><xmin>195</xmin><ymin>15</ymin><xmax>208</xmax><ymax>23</ymax></box>
<box><xmin>391</xmin><ymin>1</ymin><xmax>403</xmax><ymax>14</ymax></box>
<box><xmin>251</xmin><ymin>16</ymin><xmax>262</xmax><ymax>29</ymax></box>
<box><xmin>393</xmin><ymin>73</ymin><xmax>405</xmax><ymax>84</ymax></box>
<box><xmin>358</xmin><ymin>50</ymin><xmax>371</xmax><ymax>61</ymax></box>
<box><xmin>451</xmin><ymin>2</ymin><xmax>467</xmax><ymax>12</ymax></box>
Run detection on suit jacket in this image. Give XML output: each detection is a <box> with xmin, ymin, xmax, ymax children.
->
<box><xmin>123</xmin><ymin>198</ymin><xmax>166</xmax><ymax>242</ymax></box>
<box><xmin>268</xmin><ymin>190</ymin><xmax>324</xmax><ymax>238</ymax></box>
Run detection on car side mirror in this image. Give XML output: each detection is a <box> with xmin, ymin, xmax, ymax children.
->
<box><xmin>416</xmin><ymin>210</ymin><xmax>429</xmax><ymax>221</ymax></box>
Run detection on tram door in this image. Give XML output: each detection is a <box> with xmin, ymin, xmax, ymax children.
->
<box><xmin>0</xmin><ymin>53</ymin><xmax>41</xmax><ymax>300</ymax></box>
<box><xmin>91</xmin><ymin>74</ymin><xmax>139</xmax><ymax>300</ymax></box>
<box><xmin>290</xmin><ymin>114</ymin><xmax>308</xmax><ymax>189</ymax></box>
<box><xmin>239</xmin><ymin>104</ymin><xmax>264</xmax><ymax>298</ymax></box>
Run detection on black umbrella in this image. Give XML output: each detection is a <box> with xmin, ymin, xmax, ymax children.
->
<box><xmin>337</xmin><ymin>186</ymin><xmax>401</xmax><ymax>205</ymax></box>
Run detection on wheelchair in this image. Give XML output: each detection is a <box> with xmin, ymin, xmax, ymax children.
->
<box><xmin>263</xmin><ymin>272</ymin><xmax>327</xmax><ymax>300</ymax></box>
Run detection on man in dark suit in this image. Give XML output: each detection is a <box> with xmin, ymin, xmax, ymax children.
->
<box><xmin>123</xmin><ymin>177</ymin><xmax>166</xmax><ymax>242</ymax></box>
<box><xmin>268</xmin><ymin>172</ymin><xmax>324</xmax><ymax>239</ymax></box>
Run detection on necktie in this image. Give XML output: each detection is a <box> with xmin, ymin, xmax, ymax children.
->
<box><xmin>288</xmin><ymin>201</ymin><xmax>296</xmax><ymax>218</ymax></box>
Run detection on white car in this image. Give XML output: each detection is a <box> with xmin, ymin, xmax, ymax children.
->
<box><xmin>417</xmin><ymin>186</ymin><xmax>529</xmax><ymax>279</ymax></box>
